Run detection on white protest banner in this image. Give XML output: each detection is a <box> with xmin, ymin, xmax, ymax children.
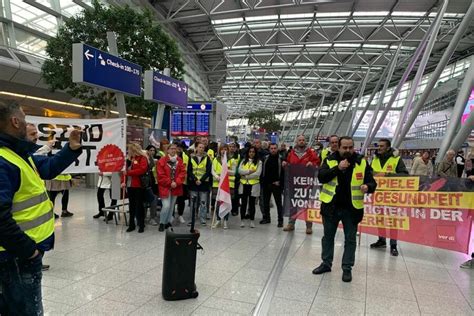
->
<box><xmin>26</xmin><ymin>116</ymin><xmax>126</xmax><ymax>174</ymax></box>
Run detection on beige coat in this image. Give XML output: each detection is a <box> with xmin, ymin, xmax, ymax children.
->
<box><xmin>410</xmin><ymin>157</ymin><xmax>433</xmax><ymax>176</ymax></box>
<box><xmin>437</xmin><ymin>159</ymin><xmax>457</xmax><ymax>178</ymax></box>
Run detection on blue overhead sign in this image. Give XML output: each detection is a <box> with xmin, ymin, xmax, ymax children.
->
<box><xmin>186</xmin><ymin>103</ymin><xmax>212</xmax><ymax>111</ymax></box>
<box><xmin>144</xmin><ymin>70</ymin><xmax>188</xmax><ymax>108</ymax></box>
<box><xmin>72</xmin><ymin>43</ymin><xmax>142</xmax><ymax>96</ymax></box>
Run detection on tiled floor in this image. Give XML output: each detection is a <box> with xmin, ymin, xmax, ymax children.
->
<box><xmin>42</xmin><ymin>188</ymin><xmax>474</xmax><ymax>315</ymax></box>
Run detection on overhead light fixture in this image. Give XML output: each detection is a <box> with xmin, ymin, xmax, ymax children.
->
<box><xmin>0</xmin><ymin>91</ymin><xmax>150</xmax><ymax>121</ymax></box>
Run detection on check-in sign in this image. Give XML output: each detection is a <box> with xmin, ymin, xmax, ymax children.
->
<box><xmin>144</xmin><ymin>70</ymin><xmax>188</xmax><ymax>108</ymax></box>
<box><xmin>72</xmin><ymin>43</ymin><xmax>142</xmax><ymax>96</ymax></box>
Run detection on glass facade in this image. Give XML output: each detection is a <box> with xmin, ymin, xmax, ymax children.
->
<box><xmin>0</xmin><ymin>0</ymin><xmax>211</xmax><ymax>101</ymax></box>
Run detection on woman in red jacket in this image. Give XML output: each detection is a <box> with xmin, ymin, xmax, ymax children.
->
<box><xmin>123</xmin><ymin>143</ymin><xmax>149</xmax><ymax>233</ymax></box>
<box><xmin>157</xmin><ymin>143</ymin><xmax>186</xmax><ymax>232</ymax></box>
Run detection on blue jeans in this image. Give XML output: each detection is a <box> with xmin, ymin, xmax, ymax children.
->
<box><xmin>160</xmin><ymin>195</ymin><xmax>178</xmax><ymax>225</ymax></box>
<box><xmin>190</xmin><ymin>191</ymin><xmax>209</xmax><ymax>223</ymax></box>
<box><xmin>0</xmin><ymin>253</ymin><xmax>43</xmax><ymax>315</ymax></box>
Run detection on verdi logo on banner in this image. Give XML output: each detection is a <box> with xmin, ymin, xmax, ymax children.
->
<box><xmin>284</xmin><ymin>165</ymin><xmax>474</xmax><ymax>253</ymax></box>
<box><xmin>27</xmin><ymin>116</ymin><xmax>126</xmax><ymax>174</ymax></box>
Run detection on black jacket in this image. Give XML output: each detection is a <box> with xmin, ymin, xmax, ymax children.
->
<box><xmin>0</xmin><ymin>133</ymin><xmax>82</xmax><ymax>259</ymax></box>
<box><xmin>318</xmin><ymin>151</ymin><xmax>377</xmax><ymax>223</ymax></box>
<box><xmin>187</xmin><ymin>155</ymin><xmax>212</xmax><ymax>192</ymax></box>
<box><xmin>262</xmin><ymin>154</ymin><xmax>284</xmax><ymax>184</ymax></box>
<box><xmin>374</xmin><ymin>148</ymin><xmax>408</xmax><ymax>174</ymax></box>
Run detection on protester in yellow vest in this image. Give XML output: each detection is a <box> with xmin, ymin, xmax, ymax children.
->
<box><xmin>187</xmin><ymin>142</ymin><xmax>212</xmax><ymax>226</ymax></box>
<box><xmin>313</xmin><ymin>136</ymin><xmax>377</xmax><ymax>283</ymax></box>
<box><xmin>176</xmin><ymin>142</ymin><xmax>189</xmax><ymax>224</ymax></box>
<box><xmin>321</xmin><ymin>135</ymin><xmax>339</xmax><ymax>162</ymax></box>
<box><xmin>238</xmin><ymin>146</ymin><xmax>262</xmax><ymax>228</ymax></box>
<box><xmin>211</xmin><ymin>144</ymin><xmax>237</xmax><ymax>229</ymax></box>
<box><xmin>369</xmin><ymin>138</ymin><xmax>408</xmax><ymax>257</ymax></box>
<box><xmin>0</xmin><ymin>100</ymin><xmax>82</xmax><ymax>314</ymax></box>
<box><xmin>228</xmin><ymin>142</ymin><xmax>241</xmax><ymax>216</ymax></box>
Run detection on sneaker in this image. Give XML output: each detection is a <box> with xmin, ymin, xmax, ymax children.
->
<box><xmin>283</xmin><ymin>224</ymin><xmax>295</xmax><ymax>231</ymax></box>
<box><xmin>178</xmin><ymin>216</ymin><xmax>186</xmax><ymax>224</ymax></box>
<box><xmin>158</xmin><ymin>224</ymin><xmax>164</xmax><ymax>232</ymax></box>
<box><xmin>342</xmin><ymin>269</ymin><xmax>352</xmax><ymax>282</ymax></box>
<box><xmin>126</xmin><ymin>226</ymin><xmax>135</xmax><ymax>233</ymax></box>
<box><xmin>240</xmin><ymin>221</ymin><xmax>245</xmax><ymax>228</ymax></box>
<box><xmin>250</xmin><ymin>221</ymin><xmax>255</xmax><ymax>228</ymax></box>
<box><xmin>391</xmin><ymin>247</ymin><xmax>399</xmax><ymax>257</ymax></box>
<box><xmin>201</xmin><ymin>221</ymin><xmax>207</xmax><ymax>226</ymax></box>
<box><xmin>306</xmin><ymin>228</ymin><xmax>313</xmax><ymax>235</ymax></box>
<box><xmin>277</xmin><ymin>222</ymin><xmax>283</xmax><ymax>228</ymax></box>
<box><xmin>61</xmin><ymin>210</ymin><xmax>74</xmax><ymax>217</ymax></box>
<box><xmin>312</xmin><ymin>263</ymin><xmax>331</xmax><ymax>275</ymax></box>
<box><xmin>93</xmin><ymin>212</ymin><xmax>103</xmax><ymax>219</ymax></box>
<box><xmin>259</xmin><ymin>219</ymin><xmax>270</xmax><ymax>224</ymax></box>
<box><xmin>41</xmin><ymin>264</ymin><xmax>50</xmax><ymax>271</ymax></box>
<box><xmin>138</xmin><ymin>227</ymin><xmax>144</xmax><ymax>233</ymax></box>
<box><xmin>370</xmin><ymin>240</ymin><xmax>387</xmax><ymax>249</ymax></box>
<box><xmin>223</xmin><ymin>221</ymin><xmax>228</xmax><ymax>229</ymax></box>
<box><xmin>212</xmin><ymin>221</ymin><xmax>221</xmax><ymax>229</ymax></box>
<box><xmin>149</xmin><ymin>218</ymin><xmax>158</xmax><ymax>226</ymax></box>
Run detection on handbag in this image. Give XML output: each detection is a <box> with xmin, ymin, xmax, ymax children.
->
<box><xmin>144</xmin><ymin>186</ymin><xmax>156</xmax><ymax>203</ymax></box>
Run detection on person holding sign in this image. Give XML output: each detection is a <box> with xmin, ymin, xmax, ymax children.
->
<box><xmin>370</xmin><ymin>138</ymin><xmax>408</xmax><ymax>256</ymax></box>
<box><xmin>282</xmin><ymin>135</ymin><xmax>320</xmax><ymax>234</ymax></box>
<box><xmin>0</xmin><ymin>100</ymin><xmax>82</xmax><ymax>315</ymax></box>
<box><xmin>313</xmin><ymin>136</ymin><xmax>377</xmax><ymax>282</ymax></box>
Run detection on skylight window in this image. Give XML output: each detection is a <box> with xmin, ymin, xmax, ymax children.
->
<box><xmin>353</xmin><ymin>11</ymin><xmax>390</xmax><ymax>16</ymax></box>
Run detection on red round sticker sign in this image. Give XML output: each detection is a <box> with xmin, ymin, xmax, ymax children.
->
<box><xmin>96</xmin><ymin>144</ymin><xmax>125</xmax><ymax>172</ymax></box>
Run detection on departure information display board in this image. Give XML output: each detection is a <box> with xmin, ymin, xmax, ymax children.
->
<box><xmin>171</xmin><ymin>111</ymin><xmax>210</xmax><ymax>136</ymax></box>
<box><xmin>196</xmin><ymin>112</ymin><xmax>210</xmax><ymax>136</ymax></box>
<box><xmin>171</xmin><ymin>111</ymin><xmax>182</xmax><ymax>136</ymax></box>
<box><xmin>182</xmin><ymin>112</ymin><xmax>196</xmax><ymax>136</ymax></box>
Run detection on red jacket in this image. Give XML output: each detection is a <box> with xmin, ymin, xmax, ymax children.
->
<box><xmin>124</xmin><ymin>155</ymin><xmax>148</xmax><ymax>188</ymax></box>
<box><xmin>287</xmin><ymin>147</ymin><xmax>320</xmax><ymax>167</ymax></box>
<box><xmin>157</xmin><ymin>156</ymin><xmax>186</xmax><ymax>198</ymax></box>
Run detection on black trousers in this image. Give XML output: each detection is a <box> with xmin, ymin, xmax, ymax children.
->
<box><xmin>48</xmin><ymin>190</ymin><xmax>69</xmax><ymax>211</ymax></box>
<box><xmin>240</xmin><ymin>184</ymin><xmax>256</xmax><ymax>220</ymax></box>
<box><xmin>176</xmin><ymin>185</ymin><xmax>188</xmax><ymax>216</ymax></box>
<box><xmin>97</xmin><ymin>188</ymin><xmax>117</xmax><ymax>214</ymax></box>
<box><xmin>321</xmin><ymin>209</ymin><xmax>358</xmax><ymax>271</ymax></box>
<box><xmin>263</xmin><ymin>183</ymin><xmax>283</xmax><ymax>223</ymax></box>
<box><xmin>128</xmin><ymin>187</ymin><xmax>145</xmax><ymax>229</ymax></box>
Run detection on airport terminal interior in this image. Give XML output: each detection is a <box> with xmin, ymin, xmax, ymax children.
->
<box><xmin>0</xmin><ymin>0</ymin><xmax>474</xmax><ymax>315</ymax></box>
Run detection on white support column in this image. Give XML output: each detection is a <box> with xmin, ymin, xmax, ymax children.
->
<box><xmin>309</xmin><ymin>94</ymin><xmax>326</xmax><ymax>144</ymax></box>
<box><xmin>448</xmin><ymin>110</ymin><xmax>474</xmax><ymax>156</ymax></box>
<box><xmin>361</xmin><ymin>46</ymin><xmax>401</xmax><ymax>152</ymax></box>
<box><xmin>394</xmin><ymin>0</ymin><xmax>474</xmax><ymax>148</ymax></box>
<box><xmin>392</xmin><ymin>0</ymin><xmax>450</xmax><ymax>145</ymax></box>
<box><xmin>106</xmin><ymin>32</ymin><xmax>127</xmax><ymax>118</ymax></box>
<box><xmin>346</xmin><ymin>69</ymin><xmax>371</xmax><ymax>135</ymax></box>
<box><xmin>435</xmin><ymin>56</ymin><xmax>474</xmax><ymax>163</ymax></box>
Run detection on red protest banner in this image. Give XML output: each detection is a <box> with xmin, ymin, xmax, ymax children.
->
<box><xmin>284</xmin><ymin>165</ymin><xmax>474</xmax><ymax>253</ymax></box>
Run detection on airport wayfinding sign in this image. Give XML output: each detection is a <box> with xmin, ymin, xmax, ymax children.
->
<box><xmin>144</xmin><ymin>70</ymin><xmax>188</xmax><ymax>108</ymax></box>
<box><xmin>72</xmin><ymin>43</ymin><xmax>142</xmax><ymax>96</ymax></box>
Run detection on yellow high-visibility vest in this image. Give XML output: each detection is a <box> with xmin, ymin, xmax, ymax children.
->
<box><xmin>207</xmin><ymin>149</ymin><xmax>215</xmax><ymax>160</ymax></box>
<box><xmin>182</xmin><ymin>152</ymin><xmax>189</xmax><ymax>185</ymax></box>
<box><xmin>212</xmin><ymin>158</ymin><xmax>235</xmax><ymax>189</ymax></box>
<box><xmin>54</xmin><ymin>174</ymin><xmax>72</xmax><ymax>181</ymax></box>
<box><xmin>240</xmin><ymin>162</ymin><xmax>260</xmax><ymax>185</ymax></box>
<box><xmin>0</xmin><ymin>147</ymin><xmax>54</xmax><ymax>251</ymax></box>
<box><xmin>321</xmin><ymin>148</ymin><xmax>330</xmax><ymax>162</ymax></box>
<box><xmin>371</xmin><ymin>156</ymin><xmax>400</xmax><ymax>174</ymax></box>
<box><xmin>191</xmin><ymin>156</ymin><xmax>208</xmax><ymax>181</ymax></box>
<box><xmin>228</xmin><ymin>154</ymin><xmax>240</xmax><ymax>184</ymax></box>
<box><xmin>319</xmin><ymin>159</ymin><xmax>366</xmax><ymax>209</ymax></box>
